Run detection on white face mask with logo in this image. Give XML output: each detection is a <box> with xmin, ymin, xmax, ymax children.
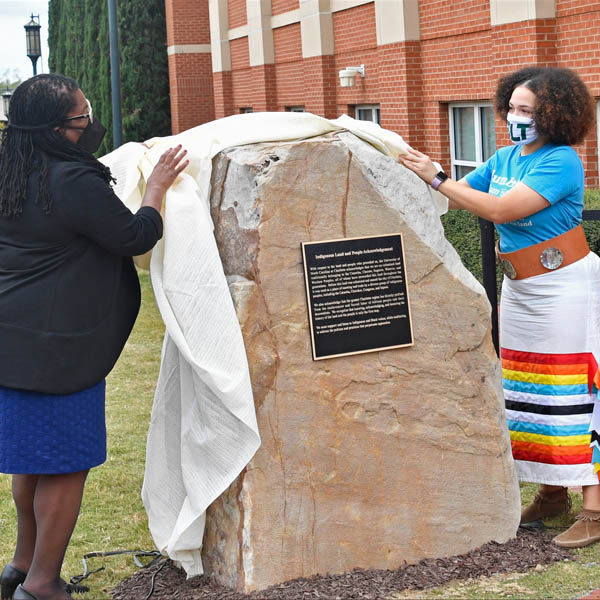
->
<box><xmin>507</xmin><ymin>112</ymin><xmax>539</xmax><ymax>146</ymax></box>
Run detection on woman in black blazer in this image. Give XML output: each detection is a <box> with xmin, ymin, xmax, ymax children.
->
<box><xmin>0</xmin><ymin>74</ymin><xmax>187</xmax><ymax>600</ymax></box>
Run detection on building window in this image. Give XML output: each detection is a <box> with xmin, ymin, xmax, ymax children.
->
<box><xmin>355</xmin><ymin>105</ymin><xmax>380</xmax><ymax>125</ymax></box>
<box><xmin>286</xmin><ymin>106</ymin><xmax>305</xmax><ymax>112</ymax></box>
<box><xmin>449</xmin><ymin>103</ymin><xmax>495</xmax><ymax>179</ymax></box>
<box><xmin>240</xmin><ymin>107</ymin><xmax>253</xmax><ymax>114</ymax></box>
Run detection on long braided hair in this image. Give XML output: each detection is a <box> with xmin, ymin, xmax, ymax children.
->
<box><xmin>0</xmin><ymin>74</ymin><xmax>114</xmax><ymax>219</ymax></box>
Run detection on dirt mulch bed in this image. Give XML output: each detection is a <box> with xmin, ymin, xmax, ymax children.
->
<box><xmin>110</xmin><ymin>528</ymin><xmax>572</xmax><ymax>600</ymax></box>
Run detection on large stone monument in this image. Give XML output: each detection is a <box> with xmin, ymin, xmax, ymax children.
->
<box><xmin>201</xmin><ymin>131</ymin><xmax>520</xmax><ymax>592</ymax></box>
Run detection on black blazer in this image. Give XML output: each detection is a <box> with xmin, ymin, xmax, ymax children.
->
<box><xmin>0</xmin><ymin>159</ymin><xmax>163</xmax><ymax>394</ymax></box>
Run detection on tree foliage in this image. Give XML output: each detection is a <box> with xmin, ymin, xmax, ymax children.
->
<box><xmin>48</xmin><ymin>0</ymin><xmax>170</xmax><ymax>155</ymax></box>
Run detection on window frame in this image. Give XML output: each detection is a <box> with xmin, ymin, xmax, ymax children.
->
<box><xmin>448</xmin><ymin>102</ymin><xmax>495</xmax><ymax>180</ymax></box>
<box><xmin>355</xmin><ymin>104</ymin><xmax>381</xmax><ymax>125</ymax></box>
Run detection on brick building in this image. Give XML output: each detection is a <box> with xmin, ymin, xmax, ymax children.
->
<box><xmin>164</xmin><ymin>0</ymin><xmax>600</xmax><ymax>185</ymax></box>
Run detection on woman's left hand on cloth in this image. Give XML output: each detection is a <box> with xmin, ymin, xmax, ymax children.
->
<box><xmin>146</xmin><ymin>145</ymin><xmax>189</xmax><ymax>194</ymax></box>
<box><xmin>142</xmin><ymin>145</ymin><xmax>189</xmax><ymax>212</ymax></box>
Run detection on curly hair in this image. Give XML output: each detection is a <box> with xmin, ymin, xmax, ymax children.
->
<box><xmin>494</xmin><ymin>66</ymin><xmax>595</xmax><ymax>146</ymax></box>
<box><xmin>0</xmin><ymin>74</ymin><xmax>114</xmax><ymax>219</ymax></box>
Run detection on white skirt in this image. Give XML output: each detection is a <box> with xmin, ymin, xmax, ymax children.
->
<box><xmin>500</xmin><ymin>251</ymin><xmax>600</xmax><ymax>486</ymax></box>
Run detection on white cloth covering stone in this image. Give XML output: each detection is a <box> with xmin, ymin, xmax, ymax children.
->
<box><xmin>99</xmin><ymin>112</ymin><xmax>446</xmax><ymax>576</ymax></box>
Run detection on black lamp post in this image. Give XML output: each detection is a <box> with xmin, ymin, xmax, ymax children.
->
<box><xmin>24</xmin><ymin>14</ymin><xmax>42</xmax><ymax>76</ymax></box>
<box><xmin>2</xmin><ymin>87</ymin><xmax>12</xmax><ymax>122</ymax></box>
<box><xmin>107</xmin><ymin>0</ymin><xmax>122</xmax><ymax>148</ymax></box>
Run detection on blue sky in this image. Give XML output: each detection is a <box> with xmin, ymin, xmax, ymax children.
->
<box><xmin>0</xmin><ymin>0</ymin><xmax>50</xmax><ymax>84</ymax></box>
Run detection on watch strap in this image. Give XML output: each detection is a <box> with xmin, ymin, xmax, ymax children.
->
<box><xmin>431</xmin><ymin>171</ymin><xmax>448</xmax><ymax>191</ymax></box>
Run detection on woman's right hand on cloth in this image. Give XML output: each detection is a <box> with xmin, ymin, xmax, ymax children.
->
<box><xmin>142</xmin><ymin>145</ymin><xmax>189</xmax><ymax>212</ymax></box>
<box><xmin>398</xmin><ymin>147</ymin><xmax>438</xmax><ymax>185</ymax></box>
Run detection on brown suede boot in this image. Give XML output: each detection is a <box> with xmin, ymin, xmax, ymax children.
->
<box><xmin>553</xmin><ymin>509</ymin><xmax>600</xmax><ymax>548</ymax></box>
<box><xmin>520</xmin><ymin>488</ymin><xmax>571</xmax><ymax>524</ymax></box>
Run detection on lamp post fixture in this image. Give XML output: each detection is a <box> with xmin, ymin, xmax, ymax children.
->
<box><xmin>24</xmin><ymin>14</ymin><xmax>42</xmax><ymax>76</ymax></box>
<box><xmin>2</xmin><ymin>86</ymin><xmax>12</xmax><ymax>122</ymax></box>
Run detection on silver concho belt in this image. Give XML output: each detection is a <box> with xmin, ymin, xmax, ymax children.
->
<box><xmin>495</xmin><ymin>225</ymin><xmax>589</xmax><ymax>281</ymax></box>
<box><xmin>498</xmin><ymin>247</ymin><xmax>564</xmax><ymax>280</ymax></box>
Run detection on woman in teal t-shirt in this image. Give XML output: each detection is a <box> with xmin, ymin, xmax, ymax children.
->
<box><xmin>402</xmin><ymin>66</ymin><xmax>600</xmax><ymax>548</ymax></box>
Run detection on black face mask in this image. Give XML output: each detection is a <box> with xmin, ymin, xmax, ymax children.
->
<box><xmin>75</xmin><ymin>118</ymin><xmax>107</xmax><ymax>154</ymax></box>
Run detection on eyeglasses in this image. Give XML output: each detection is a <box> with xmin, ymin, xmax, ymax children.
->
<box><xmin>64</xmin><ymin>112</ymin><xmax>91</xmax><ymax>123</ymax></box>
<box><xmin>63</xmin><ymin>99</ymin><xmax>94</xmax><ymax>124</ymax></box>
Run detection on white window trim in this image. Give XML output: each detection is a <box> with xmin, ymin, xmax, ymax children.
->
<box><xmin>449</xmin><ymin>102</ymin><xmax>493</xmax><ymax>179</ymax></box>
<box><xmin>355</xmin><ymin>104</ymin><xmax>380</xmax><ymax>125</ymax></box>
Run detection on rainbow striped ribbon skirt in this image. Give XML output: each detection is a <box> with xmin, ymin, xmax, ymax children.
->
<box><xmin>502</xmin><ymin>348</ymin><xmax>599</xmax><ymax>485</ymax></box>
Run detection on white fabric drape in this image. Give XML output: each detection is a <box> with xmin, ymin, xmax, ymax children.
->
<box><xmin>99</xmin><ymin>112</ymin><xmax>445</xmax><ymax>575</ymax></box>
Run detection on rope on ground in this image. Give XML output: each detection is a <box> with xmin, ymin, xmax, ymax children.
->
<box><xmin>69</xmin><ymin>549</ymin><xmax>163</xmax><ymax>591</ymax></box>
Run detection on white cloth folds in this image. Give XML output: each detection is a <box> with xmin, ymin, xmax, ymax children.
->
<box><xmin>99</xmin><ymin>112</ymin><xmax>444</xmax><ymax>576</ymax></box>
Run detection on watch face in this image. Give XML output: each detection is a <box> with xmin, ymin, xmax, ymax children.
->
<box><xmin>437</xmin><ymin>171</ymin><xmax>448</xmax><ymax>182</ymax></box>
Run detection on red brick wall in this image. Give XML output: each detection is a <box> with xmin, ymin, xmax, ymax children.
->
<box><xmin>421</xmin><ymin>32</ymin><xmax>495</xmax><ymax>103</ymax></box>
<box><xmin>274</xmin><ymin>23</ymin><xmax>303</xmax><ymax>63</ymax></box>
<box><xmin>228</xmin><ymin>0</ymin><xmax>247</xmax><ymax>28</ymax></box>
<box><xmin>555</xmin><ymin>6</ymin><xmax>600</xmax><ymax>184</ymax></box>
<box><xmin>333</xmin><ymin>5</ymin><xmax>379</xmax><ymax>118</ymax></box>
<box><xmin>557</xmin><ymin>0</ymin><xmax>600</xmax><ymax>18</ymax></box>
<box><xmin>167</xmin><ymin>53</ymin><xmax>215</xmax><ymax>132</ymax></box>
<box><xmin>231</xmin><ymin>67</ymin><xmax>254</xmax><ymax>110</ymax></box>
<box><xmin>377</xmin><ymin>42</ymin><xmax>424</xmax><ymax>151</ymax></box>
<box><xmin>165</xmin><ymin>0</ymin><xmax>210</xmax><ymax>45</ymax></box>
<box><xmin>420</xmin><ymin>0</ymin><xmax>490</xmax><ymax>39</ymax></box>
<box><xmin>491</xmin><ymin>19</ymin><xmax>557</xmax><ymax>74</ymax></box>
<box><xmin>556</xmin><ymin>11</ymin><xmax>600</xmax><ymax>85</ymax></box>
<box><xmin>214</xmin><ymin>71</ymin><xmax>233</xmax><ymax>119</ymax></box>
<box><xmin>332</xmin><ymin>3</ymin><xmax>377</xmax><ymax>54</ymax></box>
<box><xmin>303</xmin><ymin>56</ymin><xmax>337</xmax><ymax>118</ymax></box>
<box><xmin>165</xmin><ymin>0</ymin><xmax>600</xmax><ymax>185</ymax></box>
<box><xmin>272</xmin><ymin>0</ymin><xmax>299</xmax><ymax>16</ymax></box>
<box><xmin>274</xmin><ymin>24</ymin><xmax>305</xmax><ymax>109</ymax></box>
<box><xmin>230</xmin><ymin>36</ymin><xmax>250</xmax><ymax>71</ymax></box>
<box><xmin>252</xmin><ymin>65</ymin><xmax>278</xmax><ymax>111</ymax></box>
<box><xmin>165</xmin><ymin>0</ymin><xmax>214</xmax><ymax>133</ymax></box>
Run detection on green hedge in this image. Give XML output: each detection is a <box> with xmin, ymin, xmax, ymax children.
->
<box><xmin>441</xmin><ymin>189</ymin><xmax>600</xmax><ymax>292</ymax></box>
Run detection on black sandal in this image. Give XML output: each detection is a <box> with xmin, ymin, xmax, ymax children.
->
<box><xmin>12</xmin><ymin>585</ymin><xmax>40</xmax><ymax>600</ymax></box>
<box><xmin>1</xmin><ymin>564</ymin><xmax>88</xmax><ymax>599</ymax></box>
<box><xmin>1</xmin><ymin>564</ymin><xmax>26</xmax><ymax>600</ymax></box>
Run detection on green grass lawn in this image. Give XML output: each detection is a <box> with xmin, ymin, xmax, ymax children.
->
<box><xmin>1</xmin><ymin>271</ymin><xmax>600</xmax><ymax>599</ymax></box>
<box><xmin>0</xmin><ymin>271</ymin><xmax>164</xmax><ymax>599</ymax></box>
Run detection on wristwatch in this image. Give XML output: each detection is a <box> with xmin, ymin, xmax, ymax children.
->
<box><xmin>431</xmin><ymin>171</ymin><xmax>448</xmax><ymax>190</ymax></box>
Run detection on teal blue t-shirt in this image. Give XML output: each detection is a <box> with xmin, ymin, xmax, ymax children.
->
<box><xmin>464</xmin><ymin>144</ymin><xmax>583</xmax><ymax>252</ymax></box>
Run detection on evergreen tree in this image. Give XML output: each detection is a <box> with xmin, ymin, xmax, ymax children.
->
<box><xmin>48</xmin><ymin>0</ymin><xmax>171</xmax><ymax>154</ymax></box>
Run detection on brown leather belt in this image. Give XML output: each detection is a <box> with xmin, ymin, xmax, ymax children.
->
<box><xmin>496</xmin><ymin>224</ymin><xmax>590</xmax><ymax>280</ymax></box>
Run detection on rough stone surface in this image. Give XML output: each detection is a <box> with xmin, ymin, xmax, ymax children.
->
<box><xmin>202</xmin><ymin>132</ymin><xmax>520</xmax><ymax>592</ymax></box>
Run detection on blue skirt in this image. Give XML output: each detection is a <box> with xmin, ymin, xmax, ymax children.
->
<box><xmin>0</xmin><ymin>380</ymin><xmax>106</xmax><ymax>474</ymax></box>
